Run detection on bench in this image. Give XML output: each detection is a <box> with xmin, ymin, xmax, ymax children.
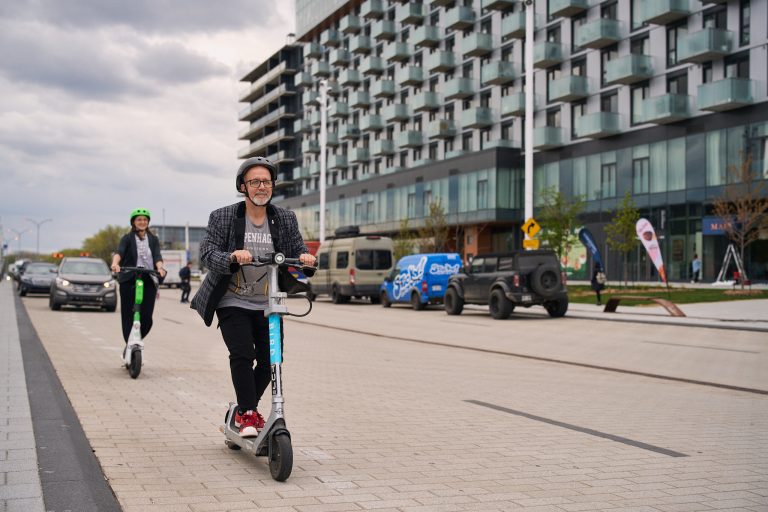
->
<box><xmin>603</xmin><ymin>295</ymin><xmax>686</xmax><ymax>317</ymax></box>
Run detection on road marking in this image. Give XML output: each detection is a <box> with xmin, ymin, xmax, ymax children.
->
<box><xmin>163</xmin><ymin>317</ymin><xmax>183</xmax><ymax>324</ymax></box>
<box><xmin>643</xmin><ymin>340</ymin><xmax>759</xmax><ymax>353</ymax></box>
<box><xmin>466</xmin><ymin>400</ymin><xmax>688</xmax><ymax>458</ymax></box>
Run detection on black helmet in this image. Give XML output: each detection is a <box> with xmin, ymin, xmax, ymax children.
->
<box><xmin>236</xmin><ymin>157</ymin><xmax>277</xmax><ymax>192</ymax></box>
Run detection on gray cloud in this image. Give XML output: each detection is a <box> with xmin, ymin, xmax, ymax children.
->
<box><xmin>135</xmin><ymin>40</ymin><xmax>228</xmax><ymax>85</ymax></box>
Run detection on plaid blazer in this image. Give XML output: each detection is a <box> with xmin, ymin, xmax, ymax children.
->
<box><xmin>190</xmin><ymin>201</ymin><xmax>308</xmax><ymax>326</ymax></box>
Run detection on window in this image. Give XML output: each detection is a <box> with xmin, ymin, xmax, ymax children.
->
<box><xmin>633</xmin><ymin>157</ymin><xmax>650</xmax><ymax>194</ymax></box>
<box><xmin>546</xmin><ymin>66</ymin><xmax>562</xmax><ymax>103</ymax></box>
<box><xmin>702</xmin><ymin>62</ymin><xmax>713</xmax><ymax>83</ymax></box>
<box><xmin>462</xmin><ymin>132</ymin><xmax>472</xmax><ymax>151</ymax></box>
<box><xmin>571</xmin><ymin>13</ymin><xmax>587</xmax><ymax>53</ymax></box>
<box><xmin>631</xmin><ymin>35</ymin><xmax>649</xmax><ymax>56</ymax></box>
<box><xmin>725</xmin><ymin>52</ymin><xmax>750</xmax><ymax>79</ymax></box>
<box><xmin>477</xmin><ymin>179</ymin><xmax>488</xmax><ymax>210</ymax></box>
<box><xmin>572</xmin><ymin>101</ymin><xmax>585</xmax><ymax>139</ymax></box>
<box><xmin>407</xmin><ymin>192</ymin><xmax>416</xmax><ymax>217</ymax></box>
<box><xmin>501</xmin><ymin>122</ymin><xmax>513</xmax><ymax>141</ymax></box>
<box><xmin>601</xmin><ymin>163</ymin><xmax>616</xmax><ymax>198</ymax></box>
<box><xmin>356</xmin><ymin>250</ymin><xmax>392</xmax><ymax>270</ymax></box>
<box><xmin>547</xmin><ymin>25</ymin><xmax>561</xmax><ymax>43</ymax></box>
<box><xmin>318</xmin><ymin>252</ymin><xmax>329</xmax><ymax>270</ymax></box>
<box><xmin>572</xmin><ymin>58</ymin><xmax>586</xmax><ymax>76</ymax></box>
<box><xmin>469</xmin><ymin>257</ymin><xmax>484</xmax><ymax>273</ymax></box>
<box><xmin>336</xmin><ymin>252</ymin><xmax>349</xmax><ymax>269</ymax></box>
<box><xmin>740</xmin><ymin>0</ymin><xmax>751</xmax><ymax>45</ymax></box>
<box><xmin>428</xmin><ymin>142</ymin><xmax>438</xmax><ymax>160</ymax></box>
<box><xmin>601</xmin><ymin>45</ymin><xmax>618</xmax><ymax>86</ymax></box>
<box><xmin>546</xmin><ymin>107</ymin><xmax>561</xmax><ymax>127</ymax></box>
<box><xmin>601</xmin><ymin>91</ymin><xmax>618</xmax><ymax>113</ymax></box>
<box><xmin>667</xmin><ymin>23</ymin><xmax>687</xmax><ymax>67</ymax></box>
<box><xmin>703</xmin><ymin>6</ymin><xmax>727</xmax><ymax>29</ymax></box>
<box><xmin>631</xmin><ymin>82</ymin><xmax>649</xmax><ymax>125</ymax></box>
<box><xmin>630</xmin><ymin>0</ymin><xmax>648</xmax><ymax>31</ymax></box>
<box><xmin>601</xmin><ymin>1</ymin><xmax>618</xmax><ymax>19</ymax></box>
<box><xmin>667</xmin><ymin>71</ymin><xmax>688</xmax><ymax>95</ymax></box>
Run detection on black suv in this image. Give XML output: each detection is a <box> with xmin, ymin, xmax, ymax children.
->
<box><xmin>444</xmin><ymin>250</ymin><xmax>568</xmax><ymax>319</ymax></box>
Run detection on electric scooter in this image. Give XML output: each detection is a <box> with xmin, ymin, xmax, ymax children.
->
<box><xmin>219</xmin><ymin>252</ymin><xmax>314</xmax><ymax>482</ymax></box>
<box><xmin>119</xmin><ymin>267</ymin><xmax>158</xmax><ymax>379</ymax></box>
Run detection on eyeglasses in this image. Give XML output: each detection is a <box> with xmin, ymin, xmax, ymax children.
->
<box><xmin>244</xmin><ymin>179</ymin><xmax>275</xmax><ymax>189</ymax></box>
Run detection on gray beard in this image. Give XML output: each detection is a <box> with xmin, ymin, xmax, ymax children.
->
<box><xmin>250</xmin><ymin>194</ymin><xmax>269</xmax><ymax>206</ymax></box>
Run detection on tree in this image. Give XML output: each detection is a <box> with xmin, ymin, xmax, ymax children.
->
<box><xmin>393</xmin><ymin>218</ymin><xmax>416</xmax><ymax>261</ymax></box>
<box><xmin>82</xmin><ymin>225</ymin><xmax>128</xmax><ymax>264</ymax></box>
<box><xmin>418</xmin><ymin>201</ymin><xmax>450</xmax><ymax>253</ymax></box>
<box><xmin>604</xmin><ymin>191</ymin><xmax>640</xmax><ymax>286</ymax></box>
<box><xmin>712</xmin><ymin>152</ymin><xmax>768</xmax><ymax>286</ymax></box>
<box><xmin>538</xmin><ymin>187</ymin><xmax>585</xmax><ymax>266</ymax></box>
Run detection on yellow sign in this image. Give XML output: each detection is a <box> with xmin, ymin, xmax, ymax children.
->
<box><xmin>523</xmin><ymin>238</ymin><xmax>540</xmax><ymax>250</ymax></box>
<box><xmin>522</xmin><ymin>217</ymin><xmax>541</xmax><ymax>238</ymax></box>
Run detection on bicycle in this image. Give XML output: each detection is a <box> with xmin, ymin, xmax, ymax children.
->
<box><xmin>118</xmin><ymin>267</ymin><xmax>159</xmax><ymax>379</ymax></box>
<box><xmin>219</xmin><ymin>252</ymin><xmax>315</xmax><ymax>481</ymax></box>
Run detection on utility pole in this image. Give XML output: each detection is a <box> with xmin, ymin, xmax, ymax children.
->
<box><xmin>10</xmin><ymin>228</ymin><xmax>29</xmax><ymax>256</ymax></box>
<box><xmin>319</xmin><ymin>79</ymin><xmax>328</xmax><ymax>244</ymax></box>
<box><xmin>26</xmin><ymin>218</ymin><xmax>52</xmax><ymax>255</ymax></box>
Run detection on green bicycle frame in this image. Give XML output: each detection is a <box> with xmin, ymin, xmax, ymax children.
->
<box><xmin>133</xmin><ymin>277</ymin><xmax>144</xmax><ymax>322</ymax></box>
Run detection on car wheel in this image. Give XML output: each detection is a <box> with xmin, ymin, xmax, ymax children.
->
<box><xmin>19</xmin><ymin>286</ymin><xmax>27</xmax><ymax>297</ymax></box>
<box><xmin>331</xmin><ymin>285</ymin><xmax>348</xmax><ymax>304</ymax></box>
<box><xmin>444</xmin><ymin>288</ymin><xmax>463</xmax><ymax>315</ymax></box>
<box><xmin>544</xmin><ymin>298</ymin><xmax>568</xmax><ymax>318</ymax></box>
<box><xmin>530</xmin><ymin>265</ymin><xmax>561</xmax><ymax>298</ymax></box>
<box><xmin>411</xmin><ymin>292</ymin><xmax>425</xmax><ymax>311</ymax></box>
<box><xmin>489</xmin><ymin>289</ymin><xmax>513</xmax><ymax>320</ymax></box>
<box><xmin>104</xmin><ymin>305</ymin><xmax>117</xmax><ymax>312</ymax></box>
<box><xmin>369</xmin><ymin>294</ymin><xmax>381</xmax><ymax>305</ymax></box>
<box><xmin>380</xmin><ymin>291</ymin><xmax>391</xmax><ymax>308</ymax></box>
<box><xmin>49</xmin><ymin>295</ymin><xmax>61</xmax><ymax>311</ymax></box>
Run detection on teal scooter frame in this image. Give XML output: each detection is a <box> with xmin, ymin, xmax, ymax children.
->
<box><xmin>220</xmin><ymin>252</ymin><xmax>314</xmax><ymax>481</ymax></box>
<box><xmin>119</xmin><ymin>267</ymin><xmax>158</xmax><ymax>379</ymax></box>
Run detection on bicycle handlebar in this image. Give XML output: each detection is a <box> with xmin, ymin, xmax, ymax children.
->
<box><xmin>237</xmin><ymin>252</ymin><xmax>317</xmax><ymax>272</ymax></box>
<box><xmin>118</xmin><ymin>267</ymin><xmax>159</xmax><ymax>276</ymax></box>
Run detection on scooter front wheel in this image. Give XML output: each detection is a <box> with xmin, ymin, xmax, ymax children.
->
<box><xmin>269</xmin><ymin>433</ymin><xmax>293</xmax><ymax>481</ymax></box>
<box><xmin>129</xmin><ymin>349</ymin><xmax>142</xmax><ymax>379</ymax></box>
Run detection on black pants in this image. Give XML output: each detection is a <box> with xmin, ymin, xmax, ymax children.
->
<box><xmin>181</xmin><ymin>281</ymin><xmax>191</xmax><ymax>302</ymax></box>
<box><xmin>119</xmin><ymin>279</ymin><xmax>157</xmax><ymax>343</ymax></box>
<box><xmin>216</xmin><ymin>307</ymin><xmax>281</xmax><ymax>412</ymax></box>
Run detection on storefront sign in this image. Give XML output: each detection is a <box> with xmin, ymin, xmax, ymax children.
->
<box><xmin>702</xmin><ymin>216</ymin><xmax>735</xmax><ymax>235</ymax></box>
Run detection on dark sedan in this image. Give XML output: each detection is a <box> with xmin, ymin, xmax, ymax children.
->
<box><xmin>50</xmin><ymin>257</ymin><xmax>117</xmax><ymax>312</ymax></box>
<box><xmin>18</xmin><ymin>262</ymin><xmax>58</xmax><ymax>296</ymax></box>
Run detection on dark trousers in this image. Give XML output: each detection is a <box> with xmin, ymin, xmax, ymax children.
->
<box><xmin>181</xmin><ymin>281</ymin><xmax>191</xmax><ymax>302</ymax></box>
<box><xmin>119</xmin><ymin>279</ymin><xmax>157</xmax><ymax>343</ymax></box>
<box><xmin>216</xmin><ymin>307</ymin><xmax>277</xmax><ymax>412</ymax></box>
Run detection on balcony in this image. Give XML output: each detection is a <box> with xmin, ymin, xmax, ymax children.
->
<box><xmin>413</xmin><ymin>91</ymin><xmax>441</xmax><ymax>112</ymax></box>
<box><xmin>574</xmin><ymin>112</ymin><xmax>621</xmax><ymax>139</ymax></box>
<box><xmin>430</xmin><ymin>0</ymin><xmax>453</xmax><ymax>6</ymax></box>
<box><xmin>481</xmin><ymin>61</ymin><xmax>515</xmax><ymax>86</ymax></box>
<box><xmin>501</xmin><ymin>93</ymin><xmax>526</xmax><ymax>117</ymax></box>
<box><xmin>640</xmin><ymin>94</ymin><xmax>690</xmax><ymax>124</ymax></box>
<box><xmin>326</xmin><ymin>132</ymin><xmax>340</xmax><ymax>147</ymax></box>
<box><xmin>574</xmin><ymin>19</ymin><xmax>621</xmax><ymax>49</ymax></box>
<box><xmin>372</xmin><ymin>79</ymin><xmax>396</xmax><ymax>98</ymax></box>
<box><xmin>312</xmin><ymin>61</ymin><xmax>331</xmax><ymax>78</ymax></box>
<box><xmin>361</xmin><ymin>0</ymin><xmax>385</xmax><ymax>19</ymax></box>
<box><xmin>501</xmin><ymin>11</ymin><xmax>532</xmax><ymax>40</ymax></box>
<box><xmin>296</xmin><ymin>71</ymin><xmax>312</xmax><ymax>88</ymax></box>
<box><xmin>427</xmin><ymin>51</ymin><xmax>456</xmax><ymax>73</ymax></box>
<box><xmin>428</xmin><ymin>119</ymin><xmax>458</xmax><ymax>139</ymax></box>
<box><xmin>361</xmin><ymin>114</ymin><xmax>385</xmax><ymax>132</ymax></box>
<box><xmin>384</xmin><ymin>42</ymin><xmax>411</xmax><ymax>62</ymax></box>
<box><xmin>534</xmin><ymin>127</ymin><xmax>564</xmax><ymax>150</ymax></box>
<box><xmin>678</xmin><ymin>28</ymin><xmax>732</xmax><ymax>64</ymax></box>
<box><xmin>549</xmin><ymin>75</ymin><xmax>589</xmax><ymax>102</ymax></box>
<box><xmin>412</xmin><ymin>25</ymin><xmax>441</xmax><ymax>48</ymax></box>
<box><xmin>239</xmin><ymin>106</ymin><xmax>293</xmax><ymax>139</ymax></box>
<box><xmin>294</xmin><ymin>118</ymin><xmax>311</xmax><ymax>134</ymax></box>
<box><xmin>330</xmin><ymin>48</ymin><xmax>351</xmax><ymax>67</ymax></box>
<box><xmin>302</xmin><ymin>139</ymin><xmax>320</xmax><ymax>154</ymax></box>
<box><xmin>383</xmin><ymin>103</ymin><xmax>410</xmax><ymax>122</ymax></box>
<box><xmin>444</xmin><ymin>77</ymin><xmax>475</xmax><ymax>100</ymax></box>
<box><xmin>237</xmin><ymin>129</ymin><xmax>293</xmax><ymax>158</ymax></box>
<box><xmin>326</xmin><ymin>81</ymin><xmax>342</xmax><ymax>96</ymax></box>
<box><xmin>549</xmin><ymin>0</ymin><xmax>588</xmax><ymax>18</ymax></box>
<box><xmin>484</xmin><ymin>139</ymin><xmax>519</xmax><ymax>150</ymax></box>
<box><xmin>304</xmin><ymin>42</ymin><xmax>322</xmax><ymax>60</ymax></box>
<box><xmin>397</xmin><ymin>3</ymin><xmax>426</xmax><ymax>25</ymax></box>
<box><xmin>445</xmin><ymin>6</ymin><xmax>475</xmax><ymax>31</ymax></box>
<box><xmin>361</xmin><ymin>55</ymin><xmax>385</xmax><ymax>75</ymax></box>
<box><xmin>372</xmin><ymin>139</ymin><xmax>395</xmax><ymax>156</ymax></box>
<box><xmin>642</xmin><ymin>0</ymin><xmax>690</xmax><ymax>25</ymax></box>
<box><xmin>461</xmin><ymin>107</ymin><xmax>495</xmax><ymax>129</ymax></box>
<box><xmin>351</xmin><ymin>35</ymin><xmax>372</xmax><ymax>55</ymax></box>
<box><xmin>339</xmin><ymin>68</ymin><xmax>362</xmax><ymax>87</ymax></box>
<box><xmin>372</xmin><ymin>19</ymin><xmax>397</xmax><ymax>41</ymax></box>
<box><xmin>698</xmin><ymin>78</ymin><xmax>754</xmax><ymax>112</ymax></box>
<box><xmin>310</xmin><ymin>110</ymin><xmax>321</xmax><ymax>127</ymax></box>
<box><xmin>397</xmin><ymin>130</ymin><xmax>425</xmax><ymax>148</ymax></box>
<box><xmin>321</xmin><ymin>29</ymin><xmax>341</xmax><ymax>47</ymax></box>
<box><xmin>463</xmin><ymin>32</ymin><xmax>493</xmax><ymax>58</ymax></box>
<box><xmin>340</xmin><ymin>15</ymin><xmax>361</xmax><ymax>34</ymax></box>
<box><xmin>293</xmin><ymin>166</ymin><xmax>310</xmax><ymax>180</ymax></box>
<box><xmin>340</xmin><ymin>124</ymin><xmax>360</xmax><ymax>140</ymax></box>
<box><xmin>482</xmin><ymin>0</ymin><xmax>516</xmax><ymax>9</ymax></box>
<box><xmin>328</xmin><ymin>155</ymin><xmax>348</xmax><ymax>170</ymax></box>
<box><xmin>329</xmin><ymin>102</ymin><xmax>350</xmax><ymax>119</ymax></box>
<box><xmin>350</xmin><ymin>148</ymin><xmax>371</xmax><ymax>163</ymax></box>
<box><xmin>604</xmin><ymin>54</ymin><xmax>653</xmax><ymax>85</ymax></box>
<box><xmin>534</xmin><ymin>41</ymin><xmax>565</xmax><ymax>68</ymax></box>
<box><xmin>308</xmin><ymin>161</ymin><xmax>320</xmax><ymax>176</ymax></box>
<box><xmin>397</xmin><ymin>66</ymin><xmax>425</xmax><ymax>86</ymax></box>
<box><xmin>351</xmin><ymin>90</ymin><xmax>371</xmax><ymax>109</ymax></box>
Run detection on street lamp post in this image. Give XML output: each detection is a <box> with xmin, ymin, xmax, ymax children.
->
<box><xmin>319</xmin><ymin>79</ymin><xmax>328</xmax><ymax>244</ymax></box>
<box><xmin>524</xmin><ymin>0</ymin><xmax>535</xmax><ymax>244</ymax></box>
<box><xmin>10</xmin><ymin>228</ymin><xmax>30</xmax><ymax>255</ymax></box>
<box><xmin>26</xmin><ymin>218</ymin><xmax>53</xmax><ymax>255</ymax></box>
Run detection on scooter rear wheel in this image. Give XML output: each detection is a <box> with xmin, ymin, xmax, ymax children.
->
<box><xmin>269</xmin><ymin>433</ymin><xmax>293</xmax><ymax>481</ymax></box>
<box><xmin>129</xmin><ymin>350</ymin><xmax>142</xmax><ymax>379</ymax></box>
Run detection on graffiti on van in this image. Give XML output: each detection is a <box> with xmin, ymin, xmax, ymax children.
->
<box><xmin>430</xmin><ymin>262</ymin><xmax>461</xmax><ymax>276</ymax></box>
<box><xmin>392</xmin><ymin>257</ymin><xmax>427</xmax><ymax>300</ymax></box>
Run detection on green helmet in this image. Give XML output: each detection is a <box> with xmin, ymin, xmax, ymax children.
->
<box><xmin>130</xmin><ymin>208</ymin><xmax>151</xmax><ymax>223</ymax></box>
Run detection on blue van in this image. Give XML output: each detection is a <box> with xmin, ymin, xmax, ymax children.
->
<box><xmin>380</xmin><ymin>253</ymin><xmax>463</xmax><ymax>310</ymax></box>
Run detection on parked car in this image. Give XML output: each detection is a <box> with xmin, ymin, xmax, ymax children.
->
<box><xmin>445</xmin><ymin>250</ymin><xmax>568</xmax><ymax>319</ymax></box>
<box><xmin>49</xmin><ymin>257</ymin><xmax>117</xmax><ymax>312</ymax></box>
<box><xmin>9</xmin><ymin>259</ymin><xmax>31</xmax><ymax>286</ymax></box>
<box><xmin>309</xmin><ymin>226</ymin><xmax>394</xmax><ymax>304</ymax></box>
<box><xmin>18</xmin><ymin>262</ymin><xmax>58</xmax><ymax>296</ymax></box>
<box><xmin>380</xmin><ymin>253</ymin><xmax>463</xmax><ymax>310</ymax></box>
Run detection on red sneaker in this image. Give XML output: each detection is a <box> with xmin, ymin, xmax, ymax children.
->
<box><xmin>234</xmin><ymin>409</ymin><xmax>265</xmax><ymax>437</ymax></box>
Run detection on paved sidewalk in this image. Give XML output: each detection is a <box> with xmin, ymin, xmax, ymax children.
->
<box><xmin>0</xmin><ymin>279</ymin><xmax>44</xmax><ymax>512</ymax></box>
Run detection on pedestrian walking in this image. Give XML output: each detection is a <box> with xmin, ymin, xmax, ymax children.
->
<box><xmin>591</xmin><ymin>262</ymin><xmax>606</xmax><ymax>306</ymax></box>
<box><xmin>191</xmin><ymin>157</ymin><xmax>316</xmax><ymax>437</ymax></box>
<box><xmin>179</xmin><ymin>262</ymin><xmax>192</xmax><ymax>303</ymax></box>
<box><xmin>691</xmin><ymin>253</ymin><xmax>701</xmax><ymax>283</ymax></box>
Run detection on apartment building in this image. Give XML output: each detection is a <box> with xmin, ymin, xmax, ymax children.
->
<box><xmin>238</xmin><ymin>0</ymin><xmax>768</xmax><ymax>281</ymax></box>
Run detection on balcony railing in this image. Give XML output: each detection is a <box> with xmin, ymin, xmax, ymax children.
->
<box><xmin>640</xmin><ymin>94</ymin><xmax>690</xmax><ymax>124</ymax></box>
<box><xmin>463</xmin><ymin>32</ymin><xmax>493</xmax><ymax>58</ymax></box>
<box><xmin>340</xmin><ymin>15</ymin><xmax>361</xmax><ymax>34</ymax></box>
<box><xmin>574</xmin><ymin>19</ymin><xmax>621</xmax><ymax>49</ymax></box>
<box><xmin>428</xmin><ymin>119</ymin><xmax>457</xmax><ymax>139</ymax></box>
<box><xmin>501</xmin><ymin>11</ymin><xmax>532</xmax><ymax>40</ymax></box>
<box><xmin>350</xmin><ymin>35</ymin><xmax>372</xmax><ymax>54</ymax></box>
<box><xmin>679</xmin><ymin>28</ymin><xmax>732</xmax><ymax>64</ymax></box>
<box><xmin>534</xmin><ymin>41</ymin><xmax>565</xmax><ymax>68</ymax></box>
<box><xmin>372</xmin><ymin>139</ymin><xmax>395</xmax><ymax>156</ymax></box>
<box><xmin>397</xmin><ymin>2</ymin><xmax>426</xmax><ymax>25</ymax></box>
<box><xmin>360</xmin><ymin>114</ymin><xmax>385</xmax><ymax>132</ymax></box>
<box><xmin>361</xmin><ymin>0</ymin><xmax>385</xmax><ymax>19</ymax></box>
<box><xmin>697</xmin><ymin>78</ymin><xmax>754</xmax><ymax>112</ymax></box>
<box><xmin>302</xmin><ymin>139</ymin><xmax>321</xmax><ymax>154</ymax></box>
<box><xmin>361</xmin><ymin>56</ymin><xmax>385</xmax><ymax>75</ymax></box>
<box><xmin>351</xmin><ymin>91</ymin><xmax>371</xmax><ymax>109</ymax></box>
<box><xmin>445</xmin><ymin>6</ymin><xmax>475</xmax><ymax>30</ymax></box>
<box><xmin>413</xmin><ymin>92</ymin><xmax>441</xmax><ymax>112</ymax></box>
<box><xmin>481</xmin><ymin>61</ymin><xmax>515</xmax><ymax>86</ymax></box>
<box><xmin>295</xmin><ymin>71</ymin><xmax>312</xmax><ymax>88</ymax></box>
<box><xmin>642</xmin><ymin>0</ymin><xmax>690</xmax><ymax>25</ymax></box>
<box><xmin>330</xmin><ymin>48</ymin><xmax>351</xmax><ymax>67</ymax></box>
<box><xmin>372</xmin><ymin>79</ymin><xmax>396</xmax><ymax>98</ymax></box>
<box><xmin>574</xmin><ymin>112</ymin><xmax>621</xmax><ymax>139</ymax></box>
<box><xmin>604</xmin><ymin>54</ymin><xmax>653</xmax><ymax>85</ymax></box>
<box><xmin>397</xmin><ymin>130</ymin><xmax>425</xmax><ymax>148</ymax></box>
<box><xmin>340</xmin><ymin>124</ymin><xmax>360</xmax><ymax>140</ymax></box>
<box><xmin>482</xmin><ymin>0</ymin><xmax>516</xmax><ymax>10</ymax></box>
<box><xmin>549</xmin><ymin>0</ymin><xmax>588</xmax><ymax>18</ymax></box>
<box><xmin>412</xmin><ymin>25</ymin><xmax>441</xmax><ymax>47</ymax></box>
<box><xmin>383</xmin><ymin>42</ymin><xmax>411</xmax><ymax>62</ymax></box>
<box><xmin>293</xmin><ymin>118</ymin><xmax>311</xmax><ymax>134</ymax></box>
<box><xmin>326</xmin><ymin>132</ymin><xmax>340</xmax><ymax>147</ymax></box>
<box><xmin>383</xmin><ymin>103</ymin><xmax>410</xmax><ymax>122</ymax></box>
<box><xmin>397</xmin><ymin>66</ymin><xmax>424</xmax><ymax>86</ymax></box>
<box><xmin>427</xmin><ymin>51</ymin><xmax>456</xmax><ymax>73</ymax></box>
<box><xmin>304</xmin><ymin>42</ymin><xmax>322</xmax><ymax>60</ymax></box>
<box><xmin>339</xmin><ymin>69</ymin><xmax>362</xmax><ymax>87</ymax></box>
<box><xmin>311</xmin><ymin>61</ymin><xmax>331</xmax><ymax>78</ymax></box>
<box><xmin>329</xmin><ymin>102</ymin><xmax>349</xmax><ymax>119</ymax></box>
<box><xmin>328</xmin><ymin>154</ymin><xmax>348</xmax><ymax>170</ymax></box>
<box><xmin>444</xmin><ymin>77</ymin><xmax>475</xmax><ymax>100</ymax></box>
<box><xmin>372</xmin><ymin>19</ymin><xmax>397</xmax><ymax>41</ymax></box>
<box><xmin>533</xmin><ymin>127</ymin><xmax>564</xmax><ymax>150</ymax></box>
<box><xmin>321</xmin><ymin>29</ymin><xmax>341</xmax><ymax>47</ymax></box>
<box><xmin>461</xmin><ymin>107</ymin><xmax>495</xmax><ymax>129</ymax></box>
<box><xmin>501</xmin><ymin>93</ymin><xmax>527</xmax><ymax>117</ymax></box>
<box><xmin>549</xmin><ymin>75</ymin><xmax>589</xmax><ymax>103</ymax></box>
<box><xmin>350</xmin><ymin>148</ymin><xmax>371</xmax><ymax>163</ymax></box>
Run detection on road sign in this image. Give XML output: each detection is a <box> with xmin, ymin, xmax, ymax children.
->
<box><xmin>523</xmin><ymin>238</ymin><xmax>540</xmax><ymax>250</ymax></box>
<box><xmin>522</xmin><ymin>217</ymin><xmax>540</xmax><ymax>238</ymax></box>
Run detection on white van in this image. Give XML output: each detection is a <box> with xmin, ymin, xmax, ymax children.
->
<box><xmin>309</xmin><ymin>230</ymin><xmax>394</xmax><ymax>304</ymax></box>
<box><xmin>160</xmin><ymin>250</ymin><xmax>188</xmax><ymax>288</ymax></box>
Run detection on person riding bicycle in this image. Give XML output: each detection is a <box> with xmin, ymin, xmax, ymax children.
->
<box><xmin>191</xmin><ymin>157</ymin><xmax>316</xmax><ymax>438</ymax></box>
<box><xmin>110</xmin><ymin>208</ymin><xmax>167</xmax><ymax>344</ymax></box>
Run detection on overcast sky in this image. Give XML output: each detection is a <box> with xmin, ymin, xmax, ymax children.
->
<box><xmin>0</xmin><ymin>0</ymin><xmax>295</xmax><ymax>255</ymax></box>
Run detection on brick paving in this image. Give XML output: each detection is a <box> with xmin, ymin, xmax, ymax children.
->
<box><xmin>12</xmin><ymin>288</ymin><xmax>768</xmax><ymax>511</ymax></box>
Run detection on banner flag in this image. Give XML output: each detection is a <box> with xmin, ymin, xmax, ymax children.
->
<box><xmin>636</xmin><ymin>218</ymin><xmax>667</xmax><ymax>283</ymax></box>
<box><xmin>578</xmin><ymin>228</ymin><xmax>603</xmax><ymax>269</ymax></box>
